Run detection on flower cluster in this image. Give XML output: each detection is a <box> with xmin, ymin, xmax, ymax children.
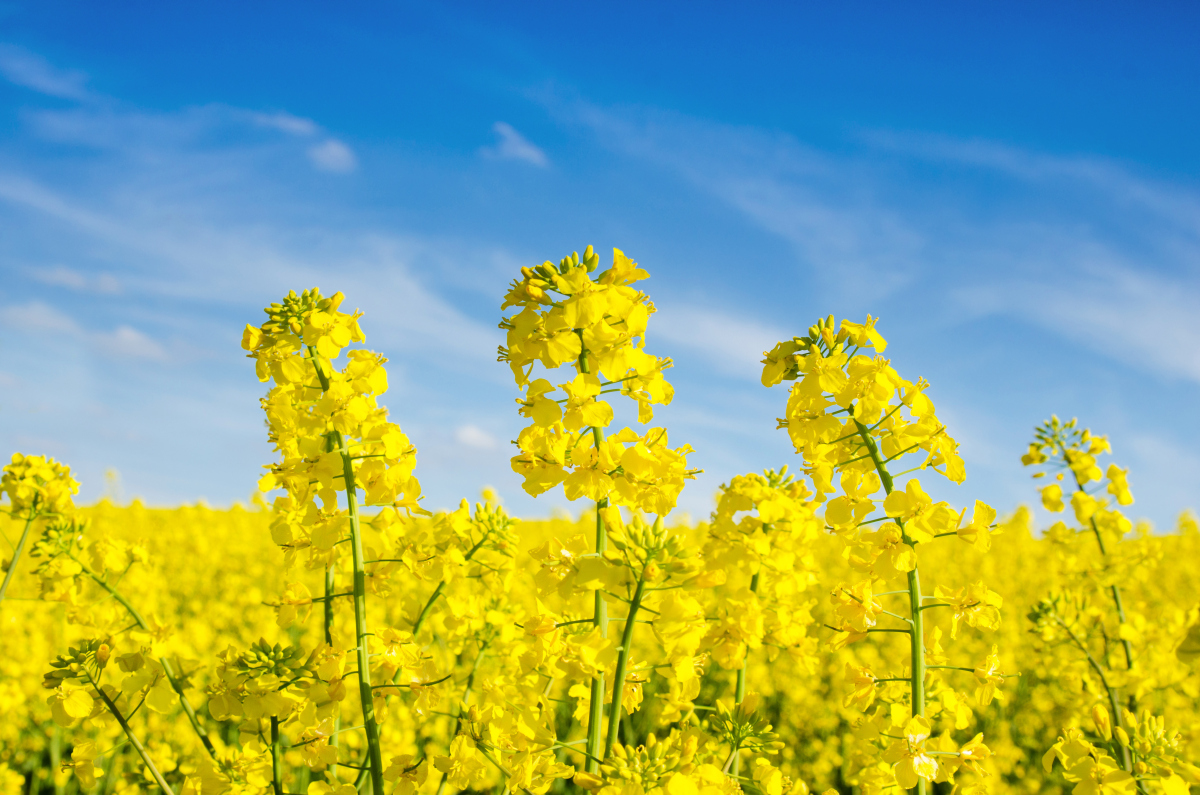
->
<box><xmin>1023</xmin><ymin>416</ymin><xmax>1199</xmax><ymax>793</ymax></box>
<box><xmin>500</xmin><ymin>247</ymin><xmax>697</xmax><ymax>513</ymax></box>
<box><xmin>762</xmin><ymin>315</ymin><xmax>1006</xmax><ymax>794</ymax></box>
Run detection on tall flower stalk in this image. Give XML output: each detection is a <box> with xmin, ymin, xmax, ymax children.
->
<box><xmin>500</xmin><ymin>246</ymin><xmax>697</xmax><ymax>769</ymax></box>
<box><xmin>763</xmin><ymin>315</ymin><xmax>1004</xmax><ymax>794</ymax></box>
<box><xmin>244</xmin><ymin>288</ymin><xmax>424</xmax><ymax>795</ymax></box>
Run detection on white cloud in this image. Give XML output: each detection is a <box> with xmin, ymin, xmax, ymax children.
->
<box><xmin>32</xmin><ymin>264</ymin><xmax>86</xmax><ymax>289</ymax></box>
<box><xmin>94</xmin><ymin>326</ymin><xmax>168</xmax><ymax>361</ymax></box>
<box><xmin>482</xmin><ymin>122</ymin><xmax>549</xmax><ymax>167</ymax></box>
<box><xmin>31</xmin><ymin>265</ymin><xmax>121</xmax><ymax>294</ymax></box>
<box><xmin>955</xmin><ymin>265</ymin><xmax>1200</xmax><ymax>384</ymax></box>
<box><xmin>307</xmin><ymin>139</ymin><xmax>358</xmax><ymax>173</ymax></box>
<box><xmin>653</xmin><ymin>304</ymin><xmax>785</xmax><ymax>381</ymax></box>
<box><xmin>556</xmin><ymin>101</ymin><xmax>921</xmax><ymax>303</ymax></box>
<box><xmin>0</xmin><ymin>300</ymin><xmax>79</xmax><ymax>333</ymax></box>
<box><xmin>250</xmin><ymin>111</ymin><xmax>319</xmax><ymax>137</ymax></box>
<box><xmin>556</xmin><ymin>98</ymin><xmax>1200</xmax><ymax>386</ymax></box>
<box><xmin>0</xmin><ymin>44</ymin><xmax>91</xmax><ymax>101</ymax></box>
<box><xmin>455</xmin><ymin>424</ymin><xmax>498</xmax><ymax>450</ymax></box>
<box><xmin>0</xmin><ymin>301</ymin><xmax>166</xmax><ymax>361</ymax></box>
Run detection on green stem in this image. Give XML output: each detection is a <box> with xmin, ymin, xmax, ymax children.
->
<box><xmin>435</xmin><ymin>642</ymin><xmax>490</xmax><ymax>795</ymax></box>
<box><xmin>336</xmin><ymin>430</ymin><xmax>386</xmax><ymax>795</ymax></box>
<box><xmin>731</xmin><ymin>570</ymin><xmax>761</xmax><ymax>777</ymax></box>
<box><xmin>0</xmin><ymin>510</ymin><xmax>38</xmax><ymax>612</ymax></box>
<box><xmin>578</xmin><ymin>333</ymin><xmax>609</xmax><ymax>772</ymax></box>
<box><xmin>68</xmin><ymin>550</ymin><xmax>216</xmax><ymax>758</ymax></box>
<box><xmin>412</xmin><ymin>581</ymin><xmax>446</xmax><ymax>637</ymax></box>
<box><xmin>412</xmin><ymin>530</ymin><xmax>491</xmax><ymax>638</ymax></box>
<box><xmin>1071</xmin><ymin>474</ymin><xmax>1136</xmax><ymax>675</ymax></box>
<box><xmin>1068</xmin><ymin>471</ymin><xmax>1139</xmax><ymax>787</ymax></box>
<box><xmin>1054</xmin><ymin>615</ymin><xmax>1132</xmax><ymax>772</ymax></box>
<box><xmin>604</xmin><ymin>567</ymin><xmax>648</xmax><ymax>758</ymax></box>
<box><xmin>325</xmin><ymin>563</ymin><xmax>339</xmax><ymax>782</ymax></box>
<box><xmin>50</xmin><ymin>728</ymin><xmax>63</xmax><ymax>795</ymax></box>
<box><xmin>86</xmin><ymin>671</ymin><xmax>175</xmax><ymax>795</ymax></box>
<box><xmin>855</xmin><ymin>418</ymin><xmax>925</xmax><ymax>795</ymax></box>
<box><xmin>324</xmin><ymin>564</ymin><xmax>336</xmax><ymax>646</ymax></box>
<box><xmin>271</xmin><ymin>717</ymin><xmax>284</xmax><ymax>795</ymax></box>
<box><xmin>101</xmin><ymin>749</ymin><xmax>124</xmax><ymax>795</ymax></box>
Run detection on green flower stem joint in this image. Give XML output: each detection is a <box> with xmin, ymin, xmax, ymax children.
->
<box><xmin>578</xmin><ymin>332</ymin><xmax>611</xmax><ymax>775</ymax></box>
<box><xmin>855</xmin><ymin>419</ymin><xmax>927</xmax><ymax>795</ymax></box>
<box><xmin>309</xmin><ymin>350</ymin><xmax>387</xmax><ymax>795</ymax></box>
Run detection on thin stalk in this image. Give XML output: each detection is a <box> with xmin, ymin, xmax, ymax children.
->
<box><xmin>324</xmin><ymin>565</ymin><xmax>336</xmax><ymax>645</ymax></box>
<box><xmin>66</xmin><ymin>549</ymin><xmax>216</xmax><ymax>758</ymax></box>
<box><xmin>435</xmin><ymin>643</ymin><xmax>490</xmax><ymax>795</ymax></box>
<box><xmin>101</xmin><ymin>749</ymin><xmax>124</xmax><ymax>795</ymax></box>
<box><xmin>731</xmin><ymin>570</ymin><xmax>761</xmax><ymax>777</ymax></box>
<box><xmin>721</xmin><ymin>743</ymin><xmax>742</xmax><ymax>775</ymax></box>
<box><xmin>412</xmin><ymin>583</ymin><xmax>446</xmax><ymax>638</ymax></box>
<box><xmin>305</xmin><ymin>343</ymin><xmax>384</xmax><ymax>795</ymax></box>
<box><xmin>413</xmin><ymin>530</ymin><xmax>491</xmax><ymax>637</ymax></box>
<box><xmin>1054</xmin><ymin>615</ymin><xmax>1132</xmax><ymax>771</ymax></box>
<box><xmin>1070</xmin><ymin>473</ymin><xmax>1136</xmax><ymax>675</ymax></box>
<box><xmin>325</xmin><ymin>563</ymin><xmax>339</xmax><ymax>782</ymax></box>
<box><xmin>86</xmin><ymin>671</ymin><xmax>175</xmax><ymax>795</ymax></box>
<box><xmin>271</xmin><ymin>717</ymin><xmax>284</xmax><ymax>795</ymax></box>
<box><xmin>578</xmin><ymin>332</ymin><xmax>609</xmax><ymax>772</ymax></box>
<box><xmin>0</xmin><ymin>509</ymin><xmax>39</xmax><ymax>612</ymax></box>
<box><xmin>855</xmin><ymin>419</ymin><xmax>925</xmax><ymax>795</ymax></box>
<box><xmin>1067</xmin><ymin>467</ymin><xmax>1140</xmax><ymax>791</ymax></box>
<box><xmin>604</xmin><ymin>566</ymin><xmax>648</xmax><ymax>758</ymax></box>
<box><xmin>50</xmin><ymin>729</ymin><xmax>63</xmax><ymax>795</ymax></box>
<box><xmin>336</xmin><ymin>430</ymin><xmax>386</xmax><ymax>795</ymax></box>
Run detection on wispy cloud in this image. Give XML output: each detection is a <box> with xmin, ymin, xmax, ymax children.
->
<box><xmin>307</xmin><ymin>139</ymin><xmax>358</xmax><ymax>173</ymax></box>
<box><xmin>653</xmin><ymin>304</ymin><xmax>785</xmax><ymax>381</ymax></box>
<box><xmin>250</xmin><ymin>110</ymin><xmax>320</xmax><ymax>137</ymax></box>
<box><xmin>555</xmin><ymin>101</ymin><xmax>923</xmax><ymax>303</ymax></box>
<box><xmin>557</xmin><ymin>98</ymin><xmax>1200</xmax><ymax>385</ymax></box>
<box><xmin>30</xmin><ymin>265</ymin><xmax>121</xmax><ymax>294</ymax></box>
<box><xmin>0</xmin><ymin>300</ymin><xmax>79</xmax><ymax>333</ymax></box>
<box><xmin>0</xmin><ymin>45</ymin><xmax>355</xmax><ymax>179</ymax></box>
<box><xmin>94</xmin><ymin>326</ymin><xmax>168</xmax><ymax>361</ymax></box>
<box><xmin>481</xmin><ymin>122</ymin><xmax>549</xmax><ymax>167</ymax></box>
<box><xmin>455</xmin><ymin>424</ymin><xmax>498</xmax><ymax>450</ymax></box>
<box><xmin>0</xmin><ymin>301</ymin><xmax>164</xmax><ymax>360</ymax></box>
<box><xmin>0</xmin><ymin>44</ymin><xmax>91</xmax><ymax>101</ymax></box>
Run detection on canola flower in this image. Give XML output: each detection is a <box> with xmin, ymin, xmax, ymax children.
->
<box><xmin>0</xmin><ymin>454</ymin><xmax>78</xmax><ymax>611</ymax></box>
<box><xmin>761</xmin><ymin>315</ymin><xmax>1007</xmax><ymax>795</ymax></box>
<box><xmin>499</xmin><ymin>247</ymin><xmax>699</xmax><ymax>772</ymax></box>
<box><xmin>1023</xmin><ymin>418</ymin><xmax>1200</xmax><ymax>794</ymax></box>
<box><xmin>0</xmin><ymin>252</ymin><xmax>1196</xmax><ymax>795</ymax></box>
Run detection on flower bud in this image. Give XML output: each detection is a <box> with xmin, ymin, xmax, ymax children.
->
<box><xmin>1091</xmin><ymin>704</ymin><xmax>1112</xmax><ymax>740</ymax></box>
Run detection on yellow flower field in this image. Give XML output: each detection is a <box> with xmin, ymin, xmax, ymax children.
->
<box><xmin>1</xmin><ymin>247</ymin><xmax>1197</xmax><ymax>795</ymax></box>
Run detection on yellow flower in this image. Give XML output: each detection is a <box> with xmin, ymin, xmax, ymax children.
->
<box><xmin>882</xmin><ymin>716</ymin><xmax>939</xmax><ymax>790</ymax></box>
<box><xmin>1041</xmin><ymin>483</ymin><xmax>1065</xmax><ymax>512</ymax></box>
<box><xmin>434</xmin><ymin>736</ymin><xmax>488</xmax><ymax>789</ymax></box>
<box><xmin>1067</xmin><ymin>755</ymin><xmax>1136</xmax><ymax>795</ymax></box>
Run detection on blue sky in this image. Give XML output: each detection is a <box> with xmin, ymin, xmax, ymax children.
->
<box><xmin>1</xmin><ymin>1</ymin><xmax>1198</xmax><ymax>528</ymax></box>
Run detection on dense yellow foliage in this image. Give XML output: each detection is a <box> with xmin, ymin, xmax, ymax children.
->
<box><xmin>1</xmin><ymin>248</ymin><xmax>1197</xmax><ymax>795</ymax></box>
<box><xmin>4</xmin><ymin>500</ymin><xmax>1197</xmax><ymax>795</ymax></box>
